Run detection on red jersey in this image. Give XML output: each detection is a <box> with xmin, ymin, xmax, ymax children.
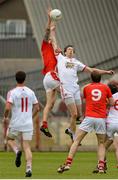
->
<box><xmin>41</xmin><ymin>40</ymin><xmax>57</xmax><ymax>75</ymax></box>
<box><xmin>83</xmin><ymin>82</ymin><xmax>112</xmax><ymax>118</ymax></box>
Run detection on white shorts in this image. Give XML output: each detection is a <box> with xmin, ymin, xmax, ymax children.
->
<box><xmin>60</xmin><ymin>85</ymin><xmax>82</xmax><ymax>105</ymax></box>
<box><xmin>7</xmin><ymin>128</ymin><xmax>33</xmax><ymax>141</ymax></box>
<box><xmin>43</xmin><ymin>72</ymin><xmax>60</xmax><ymax>92</ymax></box>
<box><xmin>79</xmin><ymin>116</ymin><xmax>106</xmax><ymax>134</ymax></box>
<box><xmin>106</xmin><ymin>122</ymin><xmax>118</xmax><ymax>140</ymax></box>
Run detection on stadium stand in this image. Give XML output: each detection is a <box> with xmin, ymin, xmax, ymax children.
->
<box><xmin>24</xmin><ymin>0</ymin><xmax>118</xmax><ymax>69</ymax></box>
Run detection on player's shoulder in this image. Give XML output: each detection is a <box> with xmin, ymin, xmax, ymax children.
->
<box><xmin>74</xmin><ymin>57</ymin><xmax>85</xmax><ymax>66</ymax></box>
<box><xmin>74</xmin><ymin>55</ymin><xmax>82</xmax><ymax>61</ymax></box>
<box><xmin>113</xmin><ymin>92</ymin><xmax>118</xmax><ymax>98</ymax></box>
<box><xmin>7</xmin><ymin>87</ymin><xmax>19</xmax><ymax>99</ymax></box>
<box><xmin>57</xmin><ymin>52</ymin><xmax>64</xmax><ymax>57</ymax></box>
<box><xmin>73</xmin><ymin>57</ymin><xmax>80</xmax><ymax>62</ymax></box>
<box><xmin>56</xmin><ymin>52</ymin><xmax>64</xmax><ymax>59</ymax></box>
<box><xmin>83</xmin><ymin>83</ymin><xmax>91</xmax><ymax>90</ymax></box>
<box><xmin>41</xmin><ymin>40</ymin><xmax>50</xmax><ymax>50</ymax></box>
<box><xmin>24</xmin><ymin>86</ymin><xmax>34</xmax><ymax>93</ymax></box>
<box><xmin>8</xmin><ymin>87</ymin><xmax>17</xmax><ymax>94</ymax></box>
<box><xmin>100</xmin><ymin>83</ymin><xmax>109</xmax><ymax>89</ymax></box>
<box><xmin>41</xmin><ymin>39</ymin><xmax>48</xmax><ymax>45</ymax></box>
<box><xmin>98</xmin><ymin>83</ymin><xmax>112</xmax><ymax>93</ymax></box>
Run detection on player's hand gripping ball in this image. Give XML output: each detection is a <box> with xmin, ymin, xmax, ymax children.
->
<box><xmin>50</xmin><ymin>9</ymin><xmax>62</xmax><ymax>21</ymax></box>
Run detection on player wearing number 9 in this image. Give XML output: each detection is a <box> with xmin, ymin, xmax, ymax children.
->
<box><xmin>92</xmin><ymin>82</ymin><xmax>118</xmax><ymax>173</ymax></box>
<box><xmin>57</xmin><ymin>71</ymin><xmax>115</xmax><ymax>174</ymax></box>
<box><xmin>3</xmin><ymin>71</ymin><xmax>40</xmax><ymax>177</ymax></box>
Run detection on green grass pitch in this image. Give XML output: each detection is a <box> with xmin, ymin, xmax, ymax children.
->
<box><xmin>0</xmin><ymin>151</ymin><xmax>118</xmax><ymax>179</ymax></box>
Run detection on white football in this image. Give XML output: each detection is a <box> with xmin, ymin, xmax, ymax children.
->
<box><xmin>50</xmin><ymin>9</ymin><xmax>62</xmax><ymax>21</ymax></box>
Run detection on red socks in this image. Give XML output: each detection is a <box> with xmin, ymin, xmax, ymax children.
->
<box><xmin>98</xmin><ymin>160</ymin><xmax>105</xmax><ymax>169</ymax></box>
<box><xmin>42</xmin><ymin>121</ymin><xmax>48</xmax><ymax>128</ymax></box>
<box><xmin>66</xmin><ymin>157</ymin><xmax>73</xmax><ymax>166</ymax></box>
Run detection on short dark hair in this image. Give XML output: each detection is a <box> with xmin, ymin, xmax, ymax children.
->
<box><xmin>108</xmin><ymin>83</ymin><xmax>118</xmax><ymax>94</ymax></box>
<box><xmin>91</xmin><ymin>71</ymin><xmax>101</xmax><ymax>83</ymax></box>
<box><xmin>64</xmin><ymin>45</ymin><xmax>75</xmax><ymax>54</ymax></box>
<box><xmin>15</xmin><ymin>71</ymin><xmax>26</xmax><ymax>84</ymax></box>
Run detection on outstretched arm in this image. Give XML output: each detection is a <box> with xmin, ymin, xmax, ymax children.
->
<box><xmin>50</xmin><ymin>24</ymin><xmax>58</xmax><ymax>50</ymax></box>
<box><xmin>50</xmin><ymin>23</ymin><xmax>62</xmax><ymax>55</ymax></box>
<box><xmin>84</xmin><ymin>66</ymin><xmax>114</xmax><ymax>75</ymax></box>
<box><xmin>43</xmin><ymin>9</ymin><xmax>52</xmax><ymax>42</ymax></box>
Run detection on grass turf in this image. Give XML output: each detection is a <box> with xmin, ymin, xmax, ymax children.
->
<box><xmin>0</xmin><ymin>151</ymin><xmax>117</xmax><ymax>179</ymax></box>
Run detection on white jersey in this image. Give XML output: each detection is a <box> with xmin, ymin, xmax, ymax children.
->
<box><xmin>7</xmin><ymin>86</ymin><xmax>38</xmax><ymax>132</ymax></box>
<box><xmin>106</xmin><ymin>92</ymin><xmax>118</xmax><ymax>123</ymax></box>
<box><xmin>56</xmin><ymin>53</ymin><xmax>86</xmax><ymax>90</ymax></box>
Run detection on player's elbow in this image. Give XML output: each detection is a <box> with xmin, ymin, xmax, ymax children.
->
<box><xmin>34</xmin><ymin>104</ymin><xmax>40</xmax><ymax>112</ymax></box>
<box><xmin>84</xmin><ymin>66</ymin><xmax>93</xmax><ymax>73</ymax></box>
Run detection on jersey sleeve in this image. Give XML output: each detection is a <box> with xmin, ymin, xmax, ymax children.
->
<box><xmin>7</xmin><ymin>90</ymin><xmax>13</xmax><ymax>104</ymax></box>
<box><xmin>32</xmin><ymin>92</ymin><xmax>38</xmax><ymax>105</ymax></box>
<box><xmin>56</xmin><ymin>53</ymin><xmax>63</xmax><ymax>61</ymax></box>
<box><xmin>77</xmin><ymin>60</ymin><xmax>86</xmax><ymax>71</ymax></box>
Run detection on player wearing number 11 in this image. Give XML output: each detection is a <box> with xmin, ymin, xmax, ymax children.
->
<box><xmin>57</xmin><ymin>71</ymin><xmax>114</xmax><ymax>174</ymax></box>
<box><xmin>3</xmin><ymin>71</ymin><xmax>40</xmax><ymax>177</ymax></box>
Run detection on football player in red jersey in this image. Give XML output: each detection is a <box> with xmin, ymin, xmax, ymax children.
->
<box><xmin>40</xmin><ymin>8</ymin><xmax>61</xmax><ymax>137</ymax></box>
<box><xmin>93</xmin><ymin>82</ymin><xmax>118</xmax><ymax>173</ymax></box>
<box><xmin>57</xmin><ymin>71</ymin><xmax>114</xmax><ymax>174</ymax></box>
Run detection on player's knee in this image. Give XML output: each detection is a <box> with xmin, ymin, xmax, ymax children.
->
<box><xmin>72</xmin><ymin>112</ymin><xmax>78</xmax><ymax>119</ymax></box>
<box><xmin>7</xmin><ymin>136</ymin><xmax>15</xmax><ymax>141</ymax></box>
<box><xmin>73</xmin><ymin>140</ymin><xmax>80</xmax><ymax>147</ymax></box>
<box><xmin>7</xmin><ymin>137</ymin><xmax>15</xmax><ymax>146</ymax></box>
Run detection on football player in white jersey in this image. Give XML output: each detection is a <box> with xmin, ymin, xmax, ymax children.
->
<box><xmin>106</xmin><ymin>83</ymin><xmax>118</xmax><ymax>141</ymax></box>
<box><xmin>106</xmin><ymin>83</ymin><xmax>118</xmax><ymax>167</ymax></box>
<box><xmin>3</xmin><ymin>71</ymin><xmax>40</xmax><ymax>177</ymax></box>
<box><xmin>56</xmin><ymin>44</ymin><xmax>114</xmax><ymax>141</ymax></box>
